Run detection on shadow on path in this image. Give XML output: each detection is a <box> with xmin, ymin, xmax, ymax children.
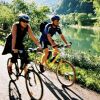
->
<box><xmin>41</xmin><ymin>73</ymin><xmax>84</xmax><ymax>100</ymax></box>
<box><xmin>62</xmin><ymin>85</ymin><xmax>84</xmax><ymax>100</ymax></box>
<box><xmin>8</xmin><ymin>80</ymin><xmax>22</xmax><ymax>100</ymax></box>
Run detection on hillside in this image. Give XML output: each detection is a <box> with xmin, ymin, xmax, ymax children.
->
<box><xmin>55</xmin><ymin>0</ymin><xmax>94</xmax><ymax>14</ymax></box>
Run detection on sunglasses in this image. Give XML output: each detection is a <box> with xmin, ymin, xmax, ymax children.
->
<box><xmin>21</xmin><ymin>20</ymin><xmax>29</xmax><ymax>23</ymax></box>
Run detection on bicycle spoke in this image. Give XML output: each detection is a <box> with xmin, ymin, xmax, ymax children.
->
<box><xmin>25</xmin><ymin>70</ymin><xmax>43</xmax><ymax>100</ymax></box>
<box><xmin>57</xmin><ymin>61</ymin><xmax>76</xmax><ymax>87</ymax></box>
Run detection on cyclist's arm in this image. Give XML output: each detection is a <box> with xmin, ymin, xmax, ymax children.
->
<box><xmin>60</xmin><ymin>34</ymin><xmax>68</xmax><ymax>45</ymax></box>
<box><xmin>27</xmin><ymin>24</ymin><xmax>41</xmax><ymax>48</ymax></box>
<box><xmin>11</xmin><ymin>24</ymin><xmax>17</xmax><ymax>50</ymax></box>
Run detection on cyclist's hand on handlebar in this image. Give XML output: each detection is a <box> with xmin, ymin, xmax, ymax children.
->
<box><xmin>37</xmin><ymin>45</ymin><xmax>43</xmax><ymax>52</ymax></box>
<box><xmin>37</xmin><ymin>44</ymin><xmax>42</xmax><ymax>49</ymax></box>
<box><xmin>12</xmin><ymin>49</ymin><xmax>18</xmax><ymax>53</ymax></box>
<box><xmin>66</xmin><ymin>44</ymin><xmax>71</xmax><ymax>48</ymax></box>
<box><xmin>66</xmin><ymin>42</ymin><xmax>72</xmax><ymax>48</ymax></box>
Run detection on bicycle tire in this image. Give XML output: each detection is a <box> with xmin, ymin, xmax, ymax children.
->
<box><xmin>56</xmin><ymin>60</ymin><xmax>76</xmax><ymax>87</ymax></box>
<box><xmin>9</xmin><ymin>80</ymin><xmax>21</xmax><ymax>100</ymax></box>
<box><xmin>25</xmin><ymin>69</ymin><xmax>43</xmax><ymax>100</ymax></box>
<box><xmin>7</xmin><ymin>58</ymin><xmax>19</xmax><ymax>81</ymax></box>
<box><xmin>33</xmin><ymin>52</ymin><xmax>42</xmax><ymax>73</ymax></box>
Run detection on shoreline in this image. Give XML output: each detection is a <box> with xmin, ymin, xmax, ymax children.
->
<box><xmin>68</xmin><ymin>25</ymin><xmax>100</xmax><ymax>30</ymax></box>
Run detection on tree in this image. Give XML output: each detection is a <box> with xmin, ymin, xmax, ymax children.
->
<box><xmin>0</xmin><ymin>4</ymin><xmax>14</xmax><ymax>30</ymax></box>
<box><xmin>81</xmin><ymin>0</ymin><xmax>100</xmax><ymax>26</ymax></box>
<box><xmin>7</xmin><ymin>0</ymin><xmax>50</xmax><ymax>35</ymax></box>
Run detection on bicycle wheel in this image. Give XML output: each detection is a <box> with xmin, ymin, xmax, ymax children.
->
<box><xmin>56</xmin><ymin>60</ymin><xmax>76</xmax><ymax>87</ymax></box>
<box><xmin>25</xmin><ymin>69</ymin><xmax>43</xmax><ymax>100</ymax></box>
<box><xmin>7</xmin><ymin>58</ymin><xmax>19</xmax><ymax>81</ymax></box>
<box><xmin>9</xmin><ymin>80</ymin><xmax>21</xmax><ymax>100</ymax></box>
<box><xmin>33</xmin><ymin>52</ymin><xmax>42</xmax><ymax>72</ymax></box>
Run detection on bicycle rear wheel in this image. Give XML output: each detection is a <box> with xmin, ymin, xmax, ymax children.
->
<box><xmin>56</xmin><ymin>60</ymin><xmax>76</xmax><ymax>87</ymax></box>
<box><xmin>25</xmin><ymin>69</ymin><xmax>43</xmax><ymax>100</ymax></box>
<box><xmin>7</xmin><ymin>58</ymin><xmax>19</xmax><ymax>81</ymax></box>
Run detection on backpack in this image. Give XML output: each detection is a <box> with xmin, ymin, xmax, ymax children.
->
<box><xmin>40</xmin><ymin>21</ymin><xmax>48</xmax><ymax>33</ymax></box>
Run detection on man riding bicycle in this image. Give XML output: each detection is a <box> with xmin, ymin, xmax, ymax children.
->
<box><xmin>39</xmin><ymin>15</ymin><xmax>71</xmax><ymax>73</ymax></box>
<box><xmin>2</xmin><ymin>13</ymin><xmax>42</xmax><ymax>74</ymax></box>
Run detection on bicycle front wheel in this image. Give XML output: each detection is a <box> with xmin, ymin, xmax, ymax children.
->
<box><xmin>56</xmin><ymin>60</ymin><xmax>76</xmax><ymax>87</ymax></box>
<box><xmin>7</xmin><ymin>58</ymin><xmax>19</xmax><ymax>81</ymax></box>
<box><xmin>25</xmin><ymin>69</ymin><xmax>43</xmax><ymax>100</ymax></box>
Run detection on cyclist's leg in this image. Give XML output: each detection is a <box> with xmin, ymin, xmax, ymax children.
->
<box><xmin>19</xmin><ymin>48</ymin><xmax>30</xmax><ymax>75</ymax></box>
<box><xmin>40</xmin><ymin>41</ymin><xmax>50</xmax><ymax>65</ymax></box>
<box><xmin>8</xmin><ymin>52</ymin><xmax>18</xmax><ymax>74</ymax></box>
<box><xmin>39</xmin><ymin>41</ymin><xmax>50</xmax><ymax>72</ymax></box>
<box><xmin>50</xmin><ymin>47</ymin><xmax>59</xmax><ymax>62</ymax></box>
<box><xmin>41</xmin><ymin>48</ymin><xmax>49</xmax><ymax>65</ymax></box>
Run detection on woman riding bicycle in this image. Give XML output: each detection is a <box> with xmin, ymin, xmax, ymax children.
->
<box><xmin>39</xmin><ymin>15</ymin><xmax>71</xmax><ymax>73</ymax></box>
<box><xmin>2</xmin><ymin>13</ymin><xmax>42</xmax><ymax>74</ymax></box>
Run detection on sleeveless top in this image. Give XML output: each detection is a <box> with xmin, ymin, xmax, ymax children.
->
<box><xmin>2</xmin><ymin>22</ymin><xmax>28</xmax><ymax>55</ymax></box>
<box><xmin>15</xmin><ymin>22</ymin><xmax>28</xmax><ymax>48</ymax></box>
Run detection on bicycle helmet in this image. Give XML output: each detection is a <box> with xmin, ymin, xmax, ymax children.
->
<box><xmin>51</xmin><ymin>15</ymin><xmax>60</xmax><ymax>21</ymax></box>
<box><xmin>18</xmin><ymin>13</ymin><xmax>30</xmax><ymax>22</ymax></box>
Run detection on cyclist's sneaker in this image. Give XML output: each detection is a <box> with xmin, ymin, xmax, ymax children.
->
<box><xmin>8</xmin><ymin>66</ymin><xmax>12</xmax><ymax>74</ymax></box>
<box><xmin>39</xmin><ymin>63</ymin><xmax>45</xmax><ymax>73</ymax></box>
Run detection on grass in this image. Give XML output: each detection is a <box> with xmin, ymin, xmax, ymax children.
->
<box><xmin>76</xmin><ymin>67</ymin><xmax>100</xmax><ymax>92</ymax></box>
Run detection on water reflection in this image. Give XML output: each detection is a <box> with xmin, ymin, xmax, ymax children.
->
<box><xmin>54</xmin><ymin>26</ymin><xmax>100</xmax><ymax>55</ymax></box>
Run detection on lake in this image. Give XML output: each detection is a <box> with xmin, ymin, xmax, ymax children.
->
<box><xmin>53</xmin><ymin>26</ymin><xmax>100</xmax><ymax>56</ymax></box>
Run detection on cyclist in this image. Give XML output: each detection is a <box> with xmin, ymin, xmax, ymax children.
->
<box><xmin>2</xmin><ymin>13</ymin><xmax>42</xmax><ymax>74</ymax></box>
<box><xmin>39</xmin><ymin>15</ymin><xmax>71</xmax><ymax>73</ymax></box>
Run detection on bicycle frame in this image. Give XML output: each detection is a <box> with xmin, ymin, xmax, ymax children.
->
<box><xmin>46</xmin><ymin>46</ymin><xmax>67</xmax><ymax>65</ymax></box>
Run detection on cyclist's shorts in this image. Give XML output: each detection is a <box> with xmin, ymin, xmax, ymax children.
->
<box><xmin>40</xmin><ymin>41</ymin><xmax>51</xmax><ymax>49</ymax></box>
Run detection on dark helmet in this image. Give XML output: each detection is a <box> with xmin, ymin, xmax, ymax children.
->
<box><xmin>18</xmin><ymin>13</ymin><xmax>30</xmax><ymax>22</ymax></box>
<box><xmin>51</xmin><ymin>15</ymin><xmax>60</xmax><ymax>21</ymax></box>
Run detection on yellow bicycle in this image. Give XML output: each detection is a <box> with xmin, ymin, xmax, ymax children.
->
<box><xmin>30</xmin><ymin>44</ymin><xmax>76</xmax><ymax>87</ymax></box>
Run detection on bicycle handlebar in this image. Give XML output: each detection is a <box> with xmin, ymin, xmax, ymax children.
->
<box><xmin>56</xmin><ymin>42</ymin><xmax>72</xmax><ymax>48</ymax></box>
<box><xmin>27</xmin><ymin>42</ymin><xmax>72</xmax><ymax>53</ymax></box>
<box><xmin>27</xmin><ymin>48</ymin><xmax>43</xmax><ymax>53</ymax></box>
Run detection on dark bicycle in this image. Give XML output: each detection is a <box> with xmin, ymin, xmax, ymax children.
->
<box><xmin>7</xmin><ymin>50</ymin><xmax>43</xmax><ymax>100</ymax></box>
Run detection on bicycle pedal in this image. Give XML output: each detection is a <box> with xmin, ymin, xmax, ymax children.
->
<box><xmin>26</xmin><ymin>75</ymin><xmax>31</xmax><ymax>80</ymax></box>
<box><xmin>16</xmin><ymin>75</ymin><xmax>19</xmax><ymax>80</ymax></box>
<box><xmin>54</xmin><ymin>61</ymin><xmax>59</xmax><ymax>64</ymax></box>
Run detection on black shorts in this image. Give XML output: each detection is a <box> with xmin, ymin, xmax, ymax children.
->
<box><xmin>11</xmin><ymin>46</ymin><xmax>30</xmax><ymax>66</ymax></box>
<box><xmin>40</xmin><ymin>41</ymin><xmax>51</xmax><ymax>49</ymax></box>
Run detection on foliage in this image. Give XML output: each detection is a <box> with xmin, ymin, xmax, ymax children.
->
<box><xmin>10</xmin><ymin>0</ymin><xmax>50</xmax><ymax>34</ymax></box>
<box><xmin>76</xmin><ymin>13</ymin><xmax>90</xmax><ymax>25</ymax></box>
<box><xmin>61</xmin><ymin>13</ymin><xmax>96</xmax><ymax>26</ymax></box>
<box><xmin>76</xmin><ymin>67</ymin><xmax>100</xmax><ymax>93</ymax></box>
<box><xmin>0</xmin><ymin>4</ymin><xmax>14</xmax><ymax>30</ymax></box>
<box><xmin>11</xmin><ymin>0</ymin><xmax>29</xmax><ymax>14</ymax></box>
<box><xmin>61</xmin><ymin>13</ymin><xmax>76</xmax><ymax>25</ymax></box>
<box><xmin>81</xmin><ymin>0</ymin><xmax>100</xmax><ymax>26</ymax></box>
